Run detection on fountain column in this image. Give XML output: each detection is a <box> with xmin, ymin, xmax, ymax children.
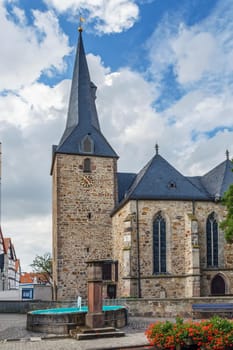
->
<box><xmin>85</xmin><ymin>260</ymin><xmax>104</xmax><ymax>328</ymax></box>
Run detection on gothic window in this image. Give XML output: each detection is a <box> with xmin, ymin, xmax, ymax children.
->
<box><xmin>206</xmin><ymin>212</ymin><xmax>218</xmax><ymax>267</ymax></box>
<box><xmin>81</xmin><ymin>135</ymin><xmax>94</xmax><ymax>154</ymax></box>
<box><xmin>153</xmin><ymin>212</ymin><xmax>166</xmax><ymax>274</ymax></box>
<box><xmin>83</xmin><ymin>158</ymin><xmax>91</xmax><ymax>173</ymax></box>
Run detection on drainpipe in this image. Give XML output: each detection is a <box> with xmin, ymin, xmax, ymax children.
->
<box><xmin>136</xmin><ymin>200</ymin><xmax>141</xmax><ymax>298</ymax></box>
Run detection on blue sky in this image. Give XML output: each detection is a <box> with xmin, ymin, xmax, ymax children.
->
<box><xmin>0</xmin><ymin>0</ymin><xmax>233</xmax><ymax>270</ymax></box>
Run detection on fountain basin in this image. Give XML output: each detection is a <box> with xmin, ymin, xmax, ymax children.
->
<box><xmin>27</xmin><ymin>305</ymin><xmax>127</xmax><ymax>334</ymax></box>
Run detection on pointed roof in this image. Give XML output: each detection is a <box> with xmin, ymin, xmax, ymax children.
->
<box><xmin>0</xmin><ymin>226</ymin><xmax>6</xmax><ymax>254</ymax></box>
<box><xmin>120</xmin><ymin>152</ymin><xmax>210</xmax><ymax>202</ymax></box>
<box><xmin>55</xmin><ymin>30</ymin><xmax>118</xmax><ymax>159</ymax></box>
<box><xmin>201</xmin><ymin>155</ymin><xmax>233</xmax><ymax>199</ymax></box>
<box><xmin>4</xmin><ymin>237</ymin><xmax>17</xmax><ymax>260</ymax></box>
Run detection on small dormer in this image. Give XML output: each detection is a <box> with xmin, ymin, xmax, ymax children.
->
<box><xmin>80</xmin><ymin>134</ymin><xmax>94</xmax><ymax>154</ymax></box>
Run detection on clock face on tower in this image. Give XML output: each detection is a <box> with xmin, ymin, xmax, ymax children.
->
<box><xmin>80</xmin><ymin>175</ymin><xmax>94</xmax><ymax>187</ymax></box>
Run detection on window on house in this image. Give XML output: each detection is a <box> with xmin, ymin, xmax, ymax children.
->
<box><xmin>81</xmin><ymin>135</ymin><xmax>94</xmax><ymax>153</ymax></box>
<box><xmin>102</xmin><ymin>263</ymin><xmax>112</xmax><ymax>281</ymax></box>
<box><xmin>206</xmin><ymin>212</ymin><xmax>218</xmax><ymax>267</ymax></box>
<box><xmin>153</xmin><ymin>212</ymin><xmax>166</xmax><ymax>274</ymax></box>
<box><xmin>84</xmin><ymin>158</ymin><xmax>91</xmax><ymax>173</ymax></box>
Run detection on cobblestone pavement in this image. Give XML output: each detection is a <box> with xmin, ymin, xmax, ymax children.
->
<box><xmin>0</xmin><ymin>314</ymin><xmax>163</xmax><ymax>349</ymax></box>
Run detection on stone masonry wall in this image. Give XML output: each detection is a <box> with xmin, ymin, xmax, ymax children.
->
<box><xmin>113</xmin><ymin>199</ymin><xmax>232</xmax><ymax>299</ymax></box>
<box><xmin>52</xmin><ymin>154</ymin><xmax>117</xmax><ymax>300</ymax></box>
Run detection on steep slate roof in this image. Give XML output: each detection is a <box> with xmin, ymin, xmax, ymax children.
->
<box><xmin>118</xmin><ymin>152</ymin><xmax>210</xmax><ymax>203</ymax></box>
<box><xmin>117</xmin><ymin>172</ymin><xmax>136</xmax><ymax>202</ymax></box>
<box><xmin>200</xmin><ymin>156</ymin><xmax>233</xmax><ymax>199</ymax></box>
<box><xmin>187</xmin><ymin>176</ymin><xmax>211</xmax><ymax>197</ymax></box>
<box><xmin>54</xmin><ymin>30</ymin><xmax>118</xmax><ymax>159</ymax></box>
<box><xmin>116</xmin><ymin>151</ymin><xmax>233</xmax><ymax>211</ymax></box>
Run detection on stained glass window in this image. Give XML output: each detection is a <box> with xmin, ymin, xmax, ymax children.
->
<box><xmin>206</xmin><ymin>212</ymin><xmax>218</xmax><ymax>267</ymax></box>
<box><xmin>153</xmin><ymin>212</ymin><xmax>166</xmax><ymax>273</ymax></box>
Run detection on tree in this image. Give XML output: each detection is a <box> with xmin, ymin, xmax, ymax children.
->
<box><xmin>30</xmin><ymin>252</ymin><xmax>52</xmax><ymax>284</ymax></box>
<box><xmin>220</xmin><ymin>163</ymin><xmax>233</xmax><ymax>243</ymax></box>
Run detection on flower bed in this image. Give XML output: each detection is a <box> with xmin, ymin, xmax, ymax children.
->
<box><xmin>145</xmin><ymin>316</ymin><xmax>233</xmax><ymax>350</ymax></box>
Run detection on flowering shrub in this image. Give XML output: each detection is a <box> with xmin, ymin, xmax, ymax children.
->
<box><xmin>145</xmin><ymin>316</ymin><xmax>233</xmax><ymax>349</ymax></box>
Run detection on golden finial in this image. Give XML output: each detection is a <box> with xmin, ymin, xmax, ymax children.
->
<box><xmin>78</xmin><ymin>16</ymin><xmax>85</xmax><ymax>32</ymax></box>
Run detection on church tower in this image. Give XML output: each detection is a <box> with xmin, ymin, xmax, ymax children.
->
<box><xmin>51</xmin><ymin>29</ymin><xmax>118</xmax><ymax>300</ymax></box>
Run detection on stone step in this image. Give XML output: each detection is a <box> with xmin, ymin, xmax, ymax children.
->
<box><xmin>81</xmin><ymin>327</ymin><xmax>116</xmax><ymax>334</ymax></box>
<box><xmin>75</xmin><ymin>331</ymin><xmax>125</xmax><ymax>340</ymax></box>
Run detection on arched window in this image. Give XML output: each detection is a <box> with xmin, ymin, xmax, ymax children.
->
<box><xmin>81</xmin><ymin>135</ymin><xmax>94</xmax><ymax>153</ymax></box>
<box><xmin>153</xmin><ymin>212</ymin><xmax>166</xmax><ymax>274</ymax></box>
<box><xmin>83</xmin><ymin>158</ymin><xmax>91</xmax><ymax>173</ymax></box>
<box><xmin>206</xmin><ymin>212</ymin><xmax>218</xmax><ymax>267</ymax></box>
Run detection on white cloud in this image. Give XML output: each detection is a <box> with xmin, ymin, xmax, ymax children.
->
<box><xmin>148</xmin><ymin>0</ymin><xmax>233</xmax><ymax>89</ymax></box>
<box><xmin>2</xmin><ymin>216</ymin><xmax>52</xmax><ymax>272</ymax></box>
<box><xmin>0</xmin><ymin>3</ymin><xmax>71</xmax><ymax>91</ymax></box>
<box><xmin>171</xmin><ymin>29</ymin><xmax>217</xmax><ymax>84</ymax></box>
<box><xmin>43</xmin><ymin>0</ymin><xmax>139</xmax><ymax>33</ymax></box>
<box><xmin>144</xmin><ymin>0</ymin><xmax>233</xmax><ymax>175</ymax></box>
<box><xmin>0</xmin><ymin>80</ymin><xmax>69</xmax><ymax>127</ymax></box>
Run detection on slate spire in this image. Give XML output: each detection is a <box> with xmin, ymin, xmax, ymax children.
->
<box><xmin>56</xmin><ymin>30</ymin><xmax>118</xmax><ymax>158</ymax></box>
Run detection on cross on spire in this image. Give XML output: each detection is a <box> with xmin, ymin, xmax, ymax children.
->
<box><xmin>78</xmin><ymin>16</ymin><xmax>85</xmax><ymax>32</ymax></box>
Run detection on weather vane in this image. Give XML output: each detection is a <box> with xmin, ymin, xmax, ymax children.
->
<box><xmin>78</xmin><ymin>15</ymin><xmax>85</xmax><ymax>32</ymax></box>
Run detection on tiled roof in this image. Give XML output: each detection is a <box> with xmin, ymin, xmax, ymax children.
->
<box><xmin>20</xmin><ymin>273</ymin><xmax>33</xmax><ymax>283</ymax></box>
<box><xmin>3</xmin><ymin>237</ymin><xmax>17</xmax><ymax>260</ymax></box>
<box><xmin>55</xmin><ymin>31</ymin><xmax>118</xmax><ymax>159</ymax></box>
<box><xmin>20</xmin><ymin>272</ymin><xmax>49</xmax><ymax>284</ymax></box>
<box><xmin>3</xmin><ymin>238</ymin><xmax>11</xmax><ymax>252</ymax></box>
